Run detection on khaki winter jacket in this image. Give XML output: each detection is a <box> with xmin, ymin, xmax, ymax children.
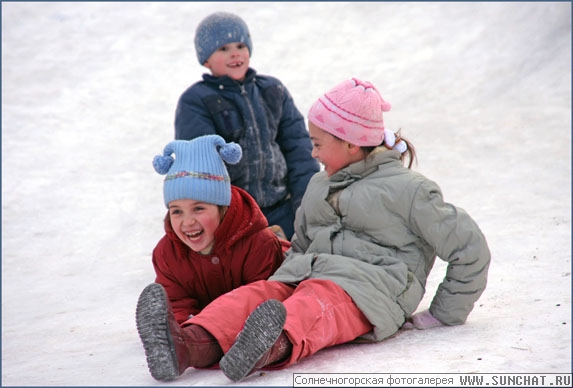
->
<box><xmin>269</xmin><ymin>148</ymin><xmax>491</xmax><ymax>341</ymax></box>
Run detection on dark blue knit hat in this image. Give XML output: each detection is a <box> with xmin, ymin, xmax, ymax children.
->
<box><xmin>194</xmin><ymin>12</ymin><xmax>253</xmax><ymax>65</ymax></box>
<box><xmin>153</xmin><ymin>135</ymin><xmax>242</xmax><ymax>207</ymax></box>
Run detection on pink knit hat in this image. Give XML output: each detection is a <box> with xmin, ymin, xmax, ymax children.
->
<box><xmin>308</xmin><ymin>78</ymin><xmax>392</xmax><ymax>146</ymax></box>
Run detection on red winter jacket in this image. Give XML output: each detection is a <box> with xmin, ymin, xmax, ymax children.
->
<box><xmin>152</xmin><ymin>186</ymin><xmax>289</xmax><ymax>324</ymax></box>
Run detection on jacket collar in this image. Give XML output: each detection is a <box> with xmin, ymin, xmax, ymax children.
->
<box><xmin>329</xmin><ymin>147</ymin><xmax>401</xmax><ymax>184</ymax></box>
<box><xmin>202</xmin><ymin>68</ymin><xmax>257</xmax><ymax>90</ymax></box>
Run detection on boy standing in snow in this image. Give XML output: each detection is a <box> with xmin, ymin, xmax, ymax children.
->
<box><xmin>137</xmin><ymin>78</ymin><xmax>491</xmax><ymax>383</ymax></box>
<box><xmin>136</xmin><ymin>135</ymin><xmax>288</xmax><ymax>380</ymax></box>
<box><xmin>174</xmin><ymin>12</ymin><xmax>320</xmax><ymax>240</ymax></box>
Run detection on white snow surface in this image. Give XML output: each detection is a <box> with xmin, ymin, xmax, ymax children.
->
<box><xmin>1</xmin><ymin>1</ymin><xmax>571</xmax><ymax>386</ymax></box>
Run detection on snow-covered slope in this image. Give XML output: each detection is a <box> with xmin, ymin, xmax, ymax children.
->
<box><xmin>2</xmin><ymin>2</ymin><xmax>571</xmax><ymax>385</ymax></box>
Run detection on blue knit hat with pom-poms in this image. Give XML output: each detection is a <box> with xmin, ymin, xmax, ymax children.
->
<box><xmin>194</xmin><ymin>12</ymin><xmax>253</xmax><ymax>65</ymax></box>
<box><xmin>153</xmin><ymin>135</ymin><xmax>242</xmax><ymax>207</ymax></box>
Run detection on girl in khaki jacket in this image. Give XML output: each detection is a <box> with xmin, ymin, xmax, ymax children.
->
<box><xmin>136</xmin><ymin>78</ymin><xmax>491</xmax><ymax>383</ymax></box>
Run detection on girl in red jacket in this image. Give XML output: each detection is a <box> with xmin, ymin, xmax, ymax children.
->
<box><xmin>136</xmin><ymin>135</ymin><xmax>287</xmax><ymax>381</ymax></box>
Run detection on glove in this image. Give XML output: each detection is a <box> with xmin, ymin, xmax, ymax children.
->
<box><xmin>402</xmin><ymin>309</ymin><xmax>445</xmax><ymax>330</ymax></box>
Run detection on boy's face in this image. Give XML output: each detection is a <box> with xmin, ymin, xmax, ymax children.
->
<box><xmin>204</xmin><ymin>42</ymin><xmax>250</xmax><ymax>81</ymax></box>
<box><xmin>168</xmin><ymin>199</ymin><xmax>224</xmax><ymax>255</ymax></box>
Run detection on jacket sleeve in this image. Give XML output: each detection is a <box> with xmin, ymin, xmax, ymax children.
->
<box><xmin>174</xmin><ymin>86</ymin><xmax>217</xmax><ymax>140</ymax></box>
<box><xmin>240</xmin><ymin>230</ymin><xmax>287</xmax><ymax>284</ymax></box>
<box><xmin>409</xmin><ymin>180</ymin><xmax>491</xmax><ymax>326</ymax></box>
<box><xmin>151</xmin><ymin>242</ymin><xmax>201</xmax><ymax>324</ymax></box>
<box><xmin>274</xmin><ymin>85</ymin><xmax>320</xmax><ymax>210</ymax></box>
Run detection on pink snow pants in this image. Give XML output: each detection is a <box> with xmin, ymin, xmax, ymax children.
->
<box><xmin>185</xmin><ymin>279</ymin><xmax>373</xmax><ymax>367</ymax></box>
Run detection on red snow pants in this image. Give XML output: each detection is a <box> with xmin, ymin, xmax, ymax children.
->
<box><xmin>185</xmin><ymin>278</ymin><xmax>373</xmax><ymax>367</ymax></box>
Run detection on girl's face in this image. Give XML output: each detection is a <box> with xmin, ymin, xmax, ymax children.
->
<box><xmin>168</xmin><ymin>199</ymin><xmax>225</xmax><ymax>255</ymax></box>
<box><xmin>204</xmin><ymin>42</ymin><xmax>250</xmax><ymax>81</ymax></box>
<box><xmin>309</xmin><ymin>121</ymin><xmax>364</xmax><ymax>176</ymax></box>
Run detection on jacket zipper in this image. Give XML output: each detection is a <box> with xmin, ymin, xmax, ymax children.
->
<box><xmin>239</xmin><ymin>83</ymin><xmax>265</xmax><ymax>202</ymax></box>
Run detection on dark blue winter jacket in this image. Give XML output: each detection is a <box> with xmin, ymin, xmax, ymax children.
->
<box><xmin>174</xmin><ymin>68</ymin><xmax>319</xmax><ymax>227</ymax></box>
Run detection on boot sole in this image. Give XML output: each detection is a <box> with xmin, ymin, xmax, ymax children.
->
<box><xmin>135</xmin><ymin>283</ymin><xmax>179</xmax><ymax>381</ymax></box>
<box><xmin>219</xmin><ymin>299</ymin><xmax>287</xmax><ymax>382</ymax></box>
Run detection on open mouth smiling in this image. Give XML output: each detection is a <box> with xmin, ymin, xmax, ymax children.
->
<box><xmin>185</xmin><ymin>230</ymin><xmax>203</xmax><ymax>239</ymax></box>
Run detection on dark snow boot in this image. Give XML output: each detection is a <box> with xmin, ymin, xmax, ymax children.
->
<box><xmin>219</xmin><ymin>299</ymin><xmax>290</xmax><ymax>382</ymax></box>
<box><xmin>251</xmin><ymin>331</ymin><xmax>292</xmax><ymax>369</ymax></box>
<box><xmin>135</xmin><ymin>283</ymin><xmax>223</xmax><ymax>381</ymax></box>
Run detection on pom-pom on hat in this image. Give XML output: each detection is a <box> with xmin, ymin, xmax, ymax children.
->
<box><xmin>308</xmin><ymin>78</ymin><xmax>392</xmax><ymax>146</ymax></box>
<box><xmin>194</xmin><ymin>12</ymin><xmax>253</xmax><ymax>65</ymax></box>
<box><xmin>153</xmin><ymin>135</ymin><xmax>242</xmax><ymax>207</ymax></box>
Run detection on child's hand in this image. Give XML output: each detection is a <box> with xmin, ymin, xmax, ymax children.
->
<box><xmin>402</xmin><ymin>310</ymin><xmax>444</xmax><ymax>330</ymax></box>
